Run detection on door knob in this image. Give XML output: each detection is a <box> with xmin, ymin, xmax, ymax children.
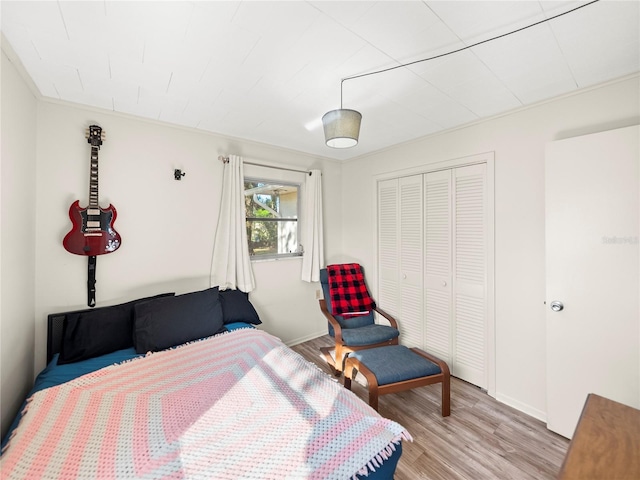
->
<box><xmin>550</xmin><ymin>301</ymin><xmax>564</xmax><ymax>312</ymax></box>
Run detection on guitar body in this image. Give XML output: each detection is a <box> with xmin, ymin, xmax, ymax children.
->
<box><xmin>63</xmin><ymin>200</ymin><xmax>121</xmax><ymax>256</ymax></box>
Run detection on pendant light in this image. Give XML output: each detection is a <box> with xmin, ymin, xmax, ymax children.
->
<box><xmin>322</xmin><ymin>80</ymin><xmax>362</xmax><ymax>148</ymax></box>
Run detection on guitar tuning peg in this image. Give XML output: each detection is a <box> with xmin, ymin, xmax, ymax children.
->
<box><xmin>84</xmin><ymin>129</ymin><xmax>90</xmax><ymax>139</ymax></box>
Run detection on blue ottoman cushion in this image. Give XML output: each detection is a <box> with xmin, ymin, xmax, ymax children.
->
<box><xmin>348</xmin><ymin>345</ymin><xmax>441</xmax><ymax>385</ymax></box>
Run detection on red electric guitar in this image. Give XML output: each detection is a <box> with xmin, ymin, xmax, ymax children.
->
<box><xmin>63</xmin><ymin>125</ymin><xmax>121</xmax><ymax>306</ymax></box>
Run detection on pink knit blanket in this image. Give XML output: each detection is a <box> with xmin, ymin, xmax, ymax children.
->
<box><xmin>1</xmin><ymin>329</ymin><xmax>410</xmax><ymax>479</ymax></box>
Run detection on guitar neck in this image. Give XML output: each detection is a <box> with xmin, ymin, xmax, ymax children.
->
<box><xmin>89</xmin><ymin>145</ymin><xmax>99</xmax><ymax>209</ymax></box>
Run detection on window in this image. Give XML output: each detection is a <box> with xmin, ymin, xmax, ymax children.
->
<box><xmin>244</xmin><ymin>179</ymin><xmax>301</xmax><ymax>259</ymax></box>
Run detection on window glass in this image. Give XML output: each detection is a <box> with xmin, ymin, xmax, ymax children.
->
<box><xmin>245</xmin><ymin>179</ymin><xmax>301</xmax><ymax>258</ymax></box>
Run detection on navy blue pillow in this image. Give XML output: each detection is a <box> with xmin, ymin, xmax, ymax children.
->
<box><xmin>58</xmin><ymin>292</ymin><xmax>174</xmax><ymax>365</ymax></box>
<box><xmin>133</xmin><ymin>287</ymin><xmax>226</xmax><ymax>353</ymax></box>
<box><xmin>219</xmin><ymin>289</ymin><xmax>261</xmax><ymax>325</ymax></box>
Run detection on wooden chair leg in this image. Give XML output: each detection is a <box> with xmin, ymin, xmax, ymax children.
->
<box><xmin>319</xmin><ymin>347</ymin><xmax>340</xmax><ymax>376</ymax></box>
<box><xmin>348</xmin><ymin>359</ymin><xmax>381</xmax><ymax>411</ymax></box>
<box><xmin>369</xmin><ymin>389</ymin><xmax>379</xmax><ymax>411</ymax></box>
<box><xmin>442</xmin><ymin>370</ymin><xmax>451</xmax><ymax>417</ymax></box>
<box><xmin>335</xmin><ymin>344</ymin><xmax>345</xmax><ymax>373</ymax></box>
<box><xmin>344</xmin><ymin>369</ymin><xmax>353</xmax><ymax>390</ymax></box>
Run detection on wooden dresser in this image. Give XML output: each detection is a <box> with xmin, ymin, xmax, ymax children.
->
<box><xmin>558</xmin><ymin>393</ymin><xmax>640</xmax><ymax>479</ymax></box>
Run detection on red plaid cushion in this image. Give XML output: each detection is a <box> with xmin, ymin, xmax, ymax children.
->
<box><xmin>327</xmin><ymin>263</ymin><xmax>376</xmax><ymax>315</ymax></box>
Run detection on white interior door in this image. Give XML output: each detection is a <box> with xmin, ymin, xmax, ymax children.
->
<box><xmin>545</xmin><ymin>125</ymin><xmax>640</xmax><ymax>439</ymax></box>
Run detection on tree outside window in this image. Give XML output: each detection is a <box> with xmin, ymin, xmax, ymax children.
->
<box><xmin>244</xmin><ymin>180</ymin><xmax>300</xmax><ymax>258</ymax></box>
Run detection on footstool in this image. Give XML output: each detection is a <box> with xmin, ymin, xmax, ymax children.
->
<box><xmin>343</xmin><ymin>345</ymin><xmax>450</xmax><ymax>416</ymax></box>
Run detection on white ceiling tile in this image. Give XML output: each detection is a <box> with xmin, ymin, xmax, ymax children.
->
<box><xmin>427</xmin><ymin>1</ymin><xmax>545</xmax><ymax>45</ymax></box>
<box><xmin>540</xmin><ymin>1</ymin><xmax>596</xmax><ymax>17</ymax></box>
<box><xmin>232</xmin><ymin>1</ymin><xmax>319</xmax><ymax>40</ymax></box>
<box><xmin>121</xmin><ymin>86</ymin><xmax>166</xmax><ymax>120</ymax></box>
<box><xmin>27</xmin><ymin>72</ymin><xmax>59</xmax><ymax>99</ymax></box>
<box><xmin>281</xmin><ymin>16</ymin><xmax>367</xmax><ymax>78</ymax></box>
<box><xmin>548</xmin><ymin>0</ymin><xmax>640</xmax><ymax>87</ymax></box>
<box><xmin>78</xmin><ymin>70</ymin><xmax>132</xmax><ymax>103</ymax></box>
<box><xmin>352</xmin><ymin>1</ymin><xmax>462</xmax><ymax>61</ymax></box>
<box><xmin>413</xmin><ymin>50</ymin><xmax>522</xmax><ymax>116</ymax></box>
<box><xmin>345</xmin><ymin>66</ymin><xmax>427</xmax><ymax>112</ymax></box>
<box><xmin>455</xmin><ymin>76</ymin><xmax>522</xmax><ymax>117</ymax></box>
<box><xmin>471</xmin><ymin>23</ymin><xmax>577</xmax><ymax>103</ymax></box>
<box><xmin>72</xmin><ymin>89</ymin><xmax>115</xmax><ymax>113</ymax></box>
<box><xmin>395</xmin><ymin>84</ymin><xmax>478</xmax><ymax>129</ymax></box>
<box><xmin>1</xmin><ymin>0</ymin><xmax>68</xmax><ymax>40</ymax></box>
<box><xmin>310</xmin><ymin>1</ymin><xmax>376</xmax><ymax>29</ymax></box>
<box><xmin>0</xmin><ymin>23</ymin><xmax>46</xmax><ymax>88</ymax></box>
<box><xmin>30</xmin><ymin>33</ymin><xmax>110</xmax><ymax>80</ymax></box>
<box><xmin>108</xmin><ymin>56</ymin><xmax>172</xmax><ymax>96</ymax></box>
<box><xmin>47</xmin><ymin>63</ymin><xmax>84</xmax><ymax>99</ymax></box>
<box><xmin>167</xmin><ymin>65</ymin><xmax>208</xmax><ymax>99</ymax></box>
<box><xmin>157</xmin><ymin>96</ymin><xmax>191</xmax><ymax>125</ymax></box>
<box><xmin>58</xmin><ymin>1</ymin><xmax>107</xmax><ymax>42</ymax></box>
<box><xmin>2</xmin><ymin>1</ymin><xmax>637</xmax><ymax>160</ymax></box>
<box><xmin>197</xmin><ymin>27</ymin><xmax>262</xmax><ymax>85</ymax></box>
<box><xmin>106</xmin><ymin>1</ymin><xmax>194</xmax><ymax>40</ymax></box>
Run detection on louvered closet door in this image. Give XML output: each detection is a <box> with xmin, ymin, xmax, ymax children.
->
<box><xmin>452</xmin><ymin>164</ymin><xmax>487</xmax><ymax>388</ymax></box>
<box><xmin>378</xmin><ymin>164</ymin><xmax>488</xmax><ymax>389</ymax></box>
<box><xmin>377</xmin><ymin>179</ymin><xmax>400</xmax><ymax>317</ymax></box>
<box><xmin>398</xmin><ymin>175</ymin><xmax>424</xmax><ymax>347</ymax></box>
<box><xmin>424</xmin><ymin>170</ymin><xmax>452</xmax><ymax>364</ymax></box>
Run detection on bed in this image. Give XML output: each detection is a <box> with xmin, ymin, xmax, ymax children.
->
<box><xmin>1</xmin><ymin>287</ymin><xmax>408</xmax><ymax>479</ymax></box>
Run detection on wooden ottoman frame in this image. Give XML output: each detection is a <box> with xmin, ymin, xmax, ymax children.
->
<box><xmin>344</xmin><ymin>347</ymin><xmax>451</xmax><ymax>416</ymax></box>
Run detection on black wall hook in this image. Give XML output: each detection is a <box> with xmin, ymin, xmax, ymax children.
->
<box><xmin>174</xmin><ymin>169</ymin><xmax>186</xmax><ymax>180</ymax></box>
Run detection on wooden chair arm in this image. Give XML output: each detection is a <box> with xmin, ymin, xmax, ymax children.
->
<box><xmin>373</xmin><ymin>306</ymin><xmax>399</xmax><ymax>330</ymax></box>
<box><xmin>411</xmin><ymin>348</ymin><xmax>451</xmax><ymax>378</ymax></box>
<box><xmin>319</xmin><ymin>299</ymin><xmax>343</xmax><ymax>343</ymax></box>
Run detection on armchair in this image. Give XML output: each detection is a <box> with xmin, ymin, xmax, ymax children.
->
<box><xmin>318</xmin><ymin>265</ymin><xmax>400</xmax><ymax>375</ymax></box>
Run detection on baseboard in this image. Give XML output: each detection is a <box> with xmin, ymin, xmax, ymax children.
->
<box><xmin>495</xmin><ymin>392</ymin><xmax>547</xmax><ymax>423</ymax></box>
<box><xmin>286</xmin><ymin>331</ymin><xmax>327</xmax><ymax>347</ymax></box>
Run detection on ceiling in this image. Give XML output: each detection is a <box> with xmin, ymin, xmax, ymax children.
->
<box><xmin>1</xmin><ymin>1</ymin><xmax>638</xmax><ymax>161</ymax></box>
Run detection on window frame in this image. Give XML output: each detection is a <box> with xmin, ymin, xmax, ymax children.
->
<box><xmin>244</xmin><ymin>176</ymin><xmax>302</xmax><ymax>261</ymax></box>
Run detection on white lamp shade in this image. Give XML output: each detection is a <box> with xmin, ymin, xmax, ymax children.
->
<box><xmin>322</xmin><ymin>109</ymin><xmax>362</xmax><ymax>148</ymax></box>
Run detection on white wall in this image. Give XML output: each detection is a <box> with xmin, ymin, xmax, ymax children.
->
<box><xmin>32</xmin><ymin>101</ymin><xmax>341</xmax><ymax>373</ymax></box>
<box><xmin>1</xmin><ymin>48</ymin><xmax>37</xmax><ymax>438</ymax></box>
<box><xmin>340</xmin><ymin>75</ymin><xmax>640</xmax><ymax>420</ymax></box>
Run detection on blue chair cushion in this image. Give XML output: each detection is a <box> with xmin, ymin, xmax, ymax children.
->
<box><xmin>348</xmin><ymin>345</ymin><xmax>441</xmax><ymax>386</ymax></box>
<box><xmin>326</xmin><ymin>312</ymin><xmax>377</xmax><ymax>337</ymax></box>
<box><xmin>341</xmin><ymin>324</ymin><xmax>399</xmax><ymax>347</ymax></box>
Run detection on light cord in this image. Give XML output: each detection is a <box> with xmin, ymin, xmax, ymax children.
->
<box><xmin>339</xmin><ymin>0</ymin><xmax>600</xmax><ymax>96</ymax></box>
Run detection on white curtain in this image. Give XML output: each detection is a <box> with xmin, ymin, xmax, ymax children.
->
<box><xmin>210</xmin><ymin>155</ymin><xmax>256</xmax><ymax>292</ymax></box>
<box><xmin>301</xmin><ymin>169</ymin><xmax>324</xmax><ymax>282</ymax></box>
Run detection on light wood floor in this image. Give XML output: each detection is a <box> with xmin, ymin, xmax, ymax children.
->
<box><xmin>291</xmin><ymin>335</ymin><xmax>569</xmax><ymax>480</ymax></box>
